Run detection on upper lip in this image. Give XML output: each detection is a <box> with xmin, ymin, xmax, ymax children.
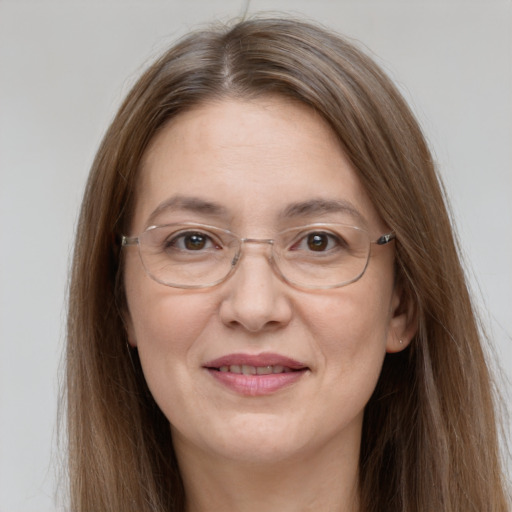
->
<box><xmin>203</xmin><ymin>353</ymin><xmax>308</xmax><ymax>370</ymax></box>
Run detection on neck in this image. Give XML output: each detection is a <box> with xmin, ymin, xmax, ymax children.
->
<box><xmin>175</xmin><ymin>436</ymin><xmax>361</xmax><ymax>512</ymax></box>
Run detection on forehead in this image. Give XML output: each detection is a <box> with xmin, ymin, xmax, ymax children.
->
<box><xmin>132</xmin><ymin>97</ymin><xmax>383</xmax><ymax>233</ymax></box>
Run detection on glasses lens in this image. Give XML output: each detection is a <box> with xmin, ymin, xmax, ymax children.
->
<box><xmin>138</xmin><ymin>224</ymin><xmax>238</xmax><ymax>288</ymax></box>
<box><xmin>135</xmin><ymin>223</ymin><xmax>371</xmax><ymax>289</ymax></box>
<box><xmin>273</xmin><ymin>224</ymin><xmax>370</xmax><ymax>288</ymax></box>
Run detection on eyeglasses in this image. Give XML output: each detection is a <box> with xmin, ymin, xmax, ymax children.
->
<box><xmin>121</xmin><ymin>222</ymin><xmax>395</xmax><ymax>290</ymax></box>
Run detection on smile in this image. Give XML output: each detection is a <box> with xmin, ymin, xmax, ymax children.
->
<box><xmin>203</xmin><ymin>353</ymin><xmax>309</xmax><ymax>396</ymax></box>
<box><xmin>217</xmin><ymin>365</ymin><xmax>298</xmax><ymax>375</ymax></box>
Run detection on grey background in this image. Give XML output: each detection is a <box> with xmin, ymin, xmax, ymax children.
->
<box><xmin>1</xmin><ymin>1</ymin><xmax>510</xmax><ymax>510</ymax></box>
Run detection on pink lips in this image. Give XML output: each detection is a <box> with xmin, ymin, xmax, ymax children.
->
<box><xmin>203</xmin><ymin>353</ymin><xmax>308</xmax><ymax>396</ymax></box>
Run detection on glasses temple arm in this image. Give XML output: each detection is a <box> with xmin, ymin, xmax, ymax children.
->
<box><xmin>375</xmin><ymin>232</ymin><xmax>396</xmax><ymax>245</ymax></box>
<box><xmin>121</xmin><ymin>235</ymin><xmax>139</xmax><ymax>246</ymax></box>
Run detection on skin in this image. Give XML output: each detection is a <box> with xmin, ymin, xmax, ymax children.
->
<box><xmin>124</xmin><ymin>97</ymin><xmax>413</xmax><ymax>512</ymax></box>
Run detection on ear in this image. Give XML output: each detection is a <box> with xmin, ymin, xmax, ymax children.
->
<box><xmin>386</xmin><ymin>283</ymin><xmax>417</xmax><ymax>353</ymax></box>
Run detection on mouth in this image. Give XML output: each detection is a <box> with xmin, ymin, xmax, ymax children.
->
<box><xmin>203</xmin><ymin>353</ymin><xmax>309</xmax><ymax>396</ymax></box>
<box><xmin>214</xmin><ymin>364</ymin><xmax>301</xmax><ymax>375</ymax></box>
<box><xmin>203</xmin><ymin>353</ymin><xmax>308</xmax><ymax>373</ymax></box>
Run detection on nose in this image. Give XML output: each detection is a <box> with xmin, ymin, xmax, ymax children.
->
<box><xmin>219</xmin><ymin>241</ymin><xmax>293</xmax><ymax>333</ymax></box>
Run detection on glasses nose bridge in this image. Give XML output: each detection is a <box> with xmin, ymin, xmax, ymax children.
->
<box><xmin>240</xmin><ymin>237</ymin><xmax>276</xmax><ymax>257</ymax></box>
<box><xmin>231</xmin><ymin>237</ymin><xmax>275</xmax><ymax>267</ymax></box>
<box><xmin>241</xmin><ymin>237</ymin><xmax>275</xmax><ymax>246</ymax></box>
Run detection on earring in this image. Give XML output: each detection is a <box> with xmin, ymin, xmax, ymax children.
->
<box><xmin>399</xmin><ymin>339</ymin><xmax>404</xmax><ymax>345</ymax></box>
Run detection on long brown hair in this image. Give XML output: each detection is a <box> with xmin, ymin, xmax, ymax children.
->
<box><xmin>66</xmin><ymin>17</ymin><xmax>510</xmax><ymax>511</ymax></box>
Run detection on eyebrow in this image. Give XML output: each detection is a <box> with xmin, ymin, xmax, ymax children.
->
<box><xmin>280</xmin><ymin>198</ymin><xmax>367</xmax><ymax>225</ymax></box>
<box><xmin>146</xmin><ymin>195</ymin><xmax>366</xmax><ymax>227</ymax></box>
<box><xmin>147</xmin><ymin>195</ymin><xmax>229</xmax><ymax>225</ymax></box>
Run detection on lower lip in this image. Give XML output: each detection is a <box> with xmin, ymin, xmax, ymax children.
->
<box><xmin>206</xmin><ymin>369</ymin><xmax>306</xmax><ymax>396</ymax></box>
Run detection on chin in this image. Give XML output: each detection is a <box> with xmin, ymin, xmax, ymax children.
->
<box><xmin>210</xmin><ymin>433</ymin><xmax>309</xmax><ymax>465</ymax></box>
<box><xmin>172</xmin><ymin>410</ymin><xmax>353</xmax><ymax>467</ymax></box>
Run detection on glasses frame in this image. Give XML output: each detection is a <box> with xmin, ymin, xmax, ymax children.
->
<box><xmin>121</xmin><ymin>222</ymin><xmax>396</xmax><ymax>290</ymax></box>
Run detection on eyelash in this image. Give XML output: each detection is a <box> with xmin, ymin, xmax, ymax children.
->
<box><xmin>164</xmin><ymin>229</ymin><xmax>347</xmax><ymax>253</ymax></box>
<box><xmin>165</xmin><ymin>231</ymin><xmax>220</xmax><ymax>251</ymax></box>
<box><xmin>290</xmin><ymin>232</ymin><xmax>346</xmax><ymax>252</ymax></box>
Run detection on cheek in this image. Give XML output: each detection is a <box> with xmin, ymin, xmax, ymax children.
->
<box><xmin>124</xmin><ymin>264</ymin><xmax>216</xmax><ymax>391</ymax></box>
<box><xmin>127</xmin><ymin>289</ymin><xmax>220</xmax><ymax>424</ymax></box>
<box><xmin>304</xmin><ymin>286</ymin><xmax>392</xmax><ymax>349</ymax></box>
<box><xmin>129</xmin><ymin>288</ymin><xmax>217</xmax><ymax>356</ymax></box>
<box><xmin>124</xmin><ymin>249</ymin><xmax>213</xmax><ymax>346</ymax></box>
<box><xmin>301</xmin><ymin>285</ymin><xmax>392</xmax><ymax>389</ymax></box>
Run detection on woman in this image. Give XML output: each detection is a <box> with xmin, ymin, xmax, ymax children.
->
<box><xmin>66</xmin><ymin>17</ymin><xmax>510</xmax><ymax>511</ymax></box>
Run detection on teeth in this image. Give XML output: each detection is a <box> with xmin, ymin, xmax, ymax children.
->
<box><xmin>242</xmin><ymin>365</ymin><xmax>256</xmax><ymax>375</ymax></box>
<box><xmin>256</xmin><ymin>366</ymin><xmax>273</xmax><ymax>375</ymax></box>
<box><xmin>216</xmin><ymin>364</ymin><xmax>297</xmax><ymax>374</ymax></box>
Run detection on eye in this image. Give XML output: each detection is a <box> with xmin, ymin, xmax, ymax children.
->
<box><xmin>291</xmin><ymin>231</ymin><xmax>346</xmax><ymax>252</ymax></box>
<box><xmin>306</xmin><ymin>233</ymin><xmax>330</xmax><ymax>251</ymax></box>
<box><xmin>166</xmin><ymin>231</ymin><xmax>219</xmax><ymax>251</ymax></box>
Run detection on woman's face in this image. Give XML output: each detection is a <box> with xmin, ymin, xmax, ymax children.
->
<box><xmin>124</xmin><ymin>97</ymin><xmax>409</xmax><ymax>466</ymax></box>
